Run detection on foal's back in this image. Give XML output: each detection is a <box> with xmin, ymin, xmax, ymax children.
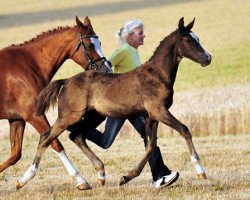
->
<box><xmin>61</xmin><ymin>69</ymin><xmax>145</xmax><ymax>118</ymax></box>
<box><xmin>61</xmin><ymin>64</ymin><xmax>168</xmax><ymax>118</ymax></box>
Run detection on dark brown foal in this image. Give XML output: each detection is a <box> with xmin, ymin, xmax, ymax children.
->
<box><xmin>19</xmin><ymin>17</ymin><xmax>211</xmax><ymax>189</ymax></box>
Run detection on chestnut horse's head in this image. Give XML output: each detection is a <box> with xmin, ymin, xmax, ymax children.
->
<box><xmin>175</xmin><ymin>17</ymin><xmax>211</xmax><ymax>67</ymax></box>
<box><xmin>70</xmin><ymin>16</ymin><xmax>112</xmax><ymax>73</ymax></box>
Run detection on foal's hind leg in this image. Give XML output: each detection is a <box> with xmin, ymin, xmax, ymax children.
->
<box><xmin>69</xmin><ymin>111</ymin><xmax>106</xmax><ymax>186</ymax></box>
<box><xmin>0</xmin><ymin>119</ymin><xmax>25</xmax><ymax>173</ymax></box>
<box><xmin>18</xmin><ymin>114</ymin><xmax>87</xmax><ymax>190</ymax></box>
<box><xmin>17</xmin><ymin>111</ymin><xmax>92</xmax><ymax>190</ymax></box>
<box><xmin>120</xmin><ymin>117</ymin><xmax>158</xmax><ymax>186</ymax></box>
<box><xmin>70</xmin><ymin>135</ymin><xmax>106</xmax><ymax>186</ymax></box>
<box><xmin>157</xmin><ymin>109</ymin><xmax>206</xmax><ymax>179</ymax></box>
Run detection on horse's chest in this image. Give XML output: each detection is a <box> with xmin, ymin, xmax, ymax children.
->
<box><xmin>163</xmin><ymin>88</ymin><xmax>174</xmax><ymax>109</ymax></box>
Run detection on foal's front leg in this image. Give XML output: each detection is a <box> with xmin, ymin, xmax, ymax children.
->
<box><xmin>160</xmin><ymin>109</ymin><xmax>206</xmax><ymax>179</ymax></box>
<box><xmin>119</xmin><ymin>117</ymin><xmax>158</xmax><ymax>186</ymax></box>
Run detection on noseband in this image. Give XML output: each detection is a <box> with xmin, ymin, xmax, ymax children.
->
<box><xmin>71</xmin><ymin>33</ymin><xmax>107</xmax><ymax>70</ymax></box>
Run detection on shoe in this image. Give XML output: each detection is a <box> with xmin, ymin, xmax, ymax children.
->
<box><xmin>153</xmin><ymin>171</ymin><xmax>179</xmax><ymax>189</ymax></box>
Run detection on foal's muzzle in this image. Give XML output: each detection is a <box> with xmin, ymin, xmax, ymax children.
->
<box><xmin>201</xmin><ymin>52</ymin><xmax>212</xmax><ymax>67</ymax></box>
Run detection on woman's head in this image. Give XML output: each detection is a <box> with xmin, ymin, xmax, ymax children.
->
<box><xmin>115</xmin><ymin>19</ymin><xmax>145</xmax><ymax>49</ymax></box>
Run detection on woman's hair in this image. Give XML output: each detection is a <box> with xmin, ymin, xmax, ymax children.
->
<box><xmin>115</xmin><ymin>19</ymin><xmax>144</xmax><ymax>45</ymax></box>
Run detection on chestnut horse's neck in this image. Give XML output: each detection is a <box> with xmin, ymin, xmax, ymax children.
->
<box><xmin>148</xmin><ymin>31</ymin><xmax>181</xmax><ymax>85</ymax></box>
<box><xmin>13</xmin><ymin>27</ymin><xmax>78</xmax><ymax>83</ymax></box>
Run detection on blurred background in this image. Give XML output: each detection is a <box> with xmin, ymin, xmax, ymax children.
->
<box><xmin>0</xmin><ymin>0</ymin><xmax>249</xmax><ymax>137</ymax></box>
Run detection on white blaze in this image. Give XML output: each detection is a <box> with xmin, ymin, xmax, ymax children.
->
<box><xmin>190</xmin><ymin>32</ymin><xmax>211</xmax><ymax>60</ymax></box>
<box><xmin>91</xmin><ymin>37</ymin><xmax>112</xmax><ymax>72</ymax></box>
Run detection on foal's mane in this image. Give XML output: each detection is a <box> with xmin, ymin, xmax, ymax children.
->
<box><xmin>148</xmin><ymin>30</ymin><xmax>177</xmax><ymax>62</ymax></box>
<box><xmin>12</xmin><ymin>26</ymin><xmax>75</xmax><ymax>47</ymax></box>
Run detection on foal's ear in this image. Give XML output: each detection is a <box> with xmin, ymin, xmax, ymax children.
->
<box><xmin>186</xmin><ymin>18</ymin><xmax>195</xmax><ymax>30</ymax></box>
<box><xmin>178</xmin><ymin>17</ymin><xmax>185</xmax><ymax>29</ymax></box>
<box><xmin>83</xmin><ymin>16</ymin><xmax>93</xmax><ymax>29</ymax></box>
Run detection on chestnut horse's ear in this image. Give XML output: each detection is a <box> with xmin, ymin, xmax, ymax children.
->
<box><xmin>83</xmin><ymin>16</ymin><xmax>93</xmax><ymax>29</ymax></box>
<box><xmin>76</xmin><ymin>15</ymin><xmax>86</xmax><ymax>29</ymax></box>
<box><xmin>186</xmin><ymin>18</ymin><xmax>195</xmax><ymax>30</ymax></box>
<box><xmin>178</xmin><ymin>17</ymin><xmax>185</xmax><ymax>30</ymax></box>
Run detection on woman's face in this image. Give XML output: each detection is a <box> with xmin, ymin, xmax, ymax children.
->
<box><xmin>127</xmin><ymin>26</ymin><xmax>145</xmax><ymax>49</ymax></box>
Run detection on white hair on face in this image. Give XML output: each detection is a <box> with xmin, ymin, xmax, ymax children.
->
<box><xmin>91</xmin><ymin>37</ymin><xmax>112</xmax><ymax>72</ymax></box>
<box><xmin>190</xmin><ymin>32</ymin><xmax>199</xmax><ymax>43</ymax></box>
<box><xmin>190</xmin><ymin>32</ymin><xmax>211</xmax><ymax>59</ymax></box>
<box><xmin>115</xmin><ymin>19</ymin><xmax>144</xmax><ymax>45</ymax></box>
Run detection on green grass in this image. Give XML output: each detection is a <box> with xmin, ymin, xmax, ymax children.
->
<box><xmin>0</xmin><ymin>0</ymin><xmax>249</xmax><ymax>92</ymax></box>
<box><xmin>175</xmin><ymin>41</ymin><xmax>250</xmax><ymax>91</ymax></box>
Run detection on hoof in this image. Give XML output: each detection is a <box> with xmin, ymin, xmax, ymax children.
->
<box><xmin>97</xmin><ymin>179</ymin><xmax>105</xmax><ymax>186</ymax></box>
<box><xmin>16</xmin><ymin>181</ymin><xmax>24</xmax><ymax>190</ymax></box>
<box><xmin>77</xmin><ymin>182</ymin><xmax>92</xmax><ymax>190</ymax></box>
<box><xmin>119</xmin><ymin>176</ymin><xmax>129</xmax><ymax>186</ymax></box>
<box><xmin>197</xmin><ymin>173</ymin><xmax>207</xmax><ymax>179</ymax></box>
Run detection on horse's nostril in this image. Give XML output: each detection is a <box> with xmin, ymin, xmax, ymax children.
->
<box><xmin>206</xmin><ymin>54</ymin><xmax>211</xmax><ymax>63</ymax></box>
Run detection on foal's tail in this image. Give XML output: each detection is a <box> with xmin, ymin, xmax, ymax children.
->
<box><xmin>36</xmin><ymin>79</ymin><xmax>66</xmax><ymax>116</ymax></box>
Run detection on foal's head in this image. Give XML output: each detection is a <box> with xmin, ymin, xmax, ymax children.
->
<box><xmin>175</xmin><ymin>17</ymin><xmax>211</xmax><ymax>67</ymax></box>
<box><xmin>70</xmin><ymin>16</ymin><xmax>112</xmax><ymax>73</ymax></box>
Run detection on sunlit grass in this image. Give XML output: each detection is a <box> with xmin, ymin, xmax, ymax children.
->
<box><xmin>0</xmin><ymin>134</ymin><xmax>249</xmax><ymax>199</ymax></box>
<box><xmin>0</xmin><ymin>0</ymin><xmax>249</xmax><ymax>92</ymax></box>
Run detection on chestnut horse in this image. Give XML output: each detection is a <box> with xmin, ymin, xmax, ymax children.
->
<box><xmin>0</xmin><ymin>16</ymin><xmax>111</xmax><ymax>190</ymax></box>
<box><xmin>18</xmin><ymin>18</ymin><xmax>211</xmax><ymax>189</ymax></box>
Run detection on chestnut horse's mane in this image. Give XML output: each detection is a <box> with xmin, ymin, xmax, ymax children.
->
<box><xmin>12</xmin><ymin>25</ymin><xmax>76</xmax><ymax>47</ymax></box>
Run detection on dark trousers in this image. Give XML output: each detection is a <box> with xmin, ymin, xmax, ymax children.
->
<box><xmin>83</xmin><ymin>114</ymin><xmax>172</xmax><ymax>181</ymax></box>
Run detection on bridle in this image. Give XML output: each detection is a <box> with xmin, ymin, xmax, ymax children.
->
<box><xmin>71</xmin><ymin>32</ymin><xmax>107</xmax><ymax>70</ymax></box>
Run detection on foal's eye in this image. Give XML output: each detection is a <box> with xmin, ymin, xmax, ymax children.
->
<box><xmin>88</xmin><ymin>43</ymin><xmax>95</xmax><ymax>49</ymax></box>
<box><xmin>187</xmin><ymin>38</ymin><xmax>192</xmax><ymax>43</ymax></box>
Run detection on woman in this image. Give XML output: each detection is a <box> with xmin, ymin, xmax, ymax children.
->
<box><xmin>86</xmin><ymin>19</ymin><xmax>179</xmax><ymax>189</ymax></box>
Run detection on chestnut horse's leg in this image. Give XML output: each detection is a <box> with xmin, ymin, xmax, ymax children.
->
<box><xmin>0</xmin><ymin>119</ymin><xmax>25</xmax><ymax>173</ymax></box>
<box><xmin>157</xmin><ymin>109</ymin><xmax>206</xmax><ymax>179</ymax></box>
<box><xmin>16</xmin><ymin>114</ymin><xmax>89</xmax><ymax>190</ymax></box>
<box><xmin>119</xmin><ymin>117</ymin><xmax>158</xmax><ymax>186</ymax></box>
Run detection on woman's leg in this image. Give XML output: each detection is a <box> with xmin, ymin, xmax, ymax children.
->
<box><xmin>128</xmin><ymin>116</ymin><xmax>172</xmax><ymax>181</ymax></box>
<box><xmin>87</xmin><ymin>117</ymin><xmax>126</xmax><ymax>149</ymax></box>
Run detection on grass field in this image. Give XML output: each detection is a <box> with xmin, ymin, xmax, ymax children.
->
<box><xmin>0</xmin><ymin>134</ymin><xmax>249</xmax><ymax>199</ymax></box>
<box><xmin>0</xmin><ymin>0</ymin><xmax>249</xmax><ymax>199</ymax></box>
<box><xmin>0</xmin><ymin>0</ymin><xmax>249</xmax><ymax>91</ymax></box>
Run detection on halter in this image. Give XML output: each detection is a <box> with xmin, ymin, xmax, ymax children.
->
<box><xmin>71</xmin><ymin>32</ymin><xmax>107</xmax><ymax>70</ymax></box>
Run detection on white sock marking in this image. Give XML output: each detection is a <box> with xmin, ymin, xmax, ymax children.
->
<box><xmin>191</xmin><ymin>155</ymin><xmax>206</xmax><ymax>174</ymax></box>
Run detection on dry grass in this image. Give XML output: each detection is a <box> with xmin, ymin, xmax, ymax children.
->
<box><xmin>0</xmin><ymin>134</ymin><xmax>249</xmax><ymax>200</ymax></box>
<box><xmin>0</xmin><ymin>83</ymin><xmax>248</xmax><ymax>138</ymax></box>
